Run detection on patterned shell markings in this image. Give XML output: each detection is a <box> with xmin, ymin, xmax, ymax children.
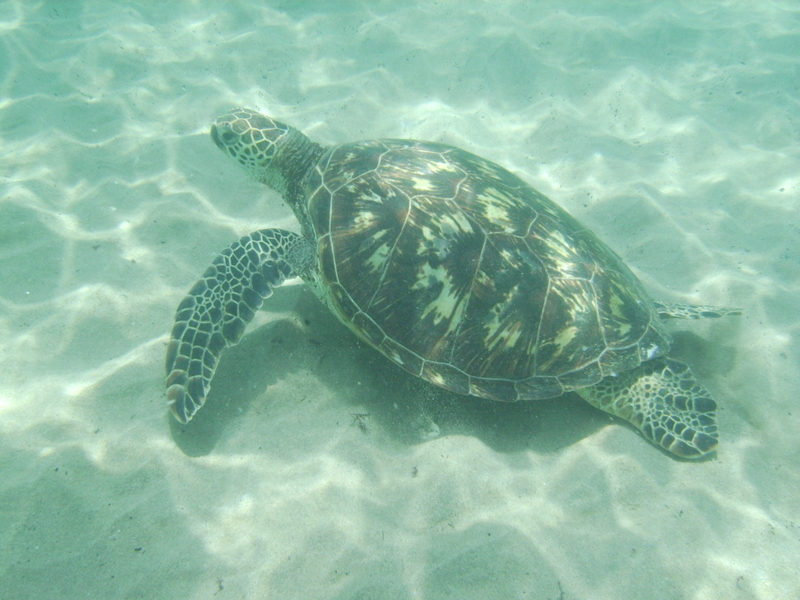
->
<box><xmin>304</xmin><ymin>139</ymin><xmax>668</xmax><ymax>401</ymax></box>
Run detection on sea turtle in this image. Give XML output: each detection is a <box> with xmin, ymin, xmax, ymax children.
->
<box><xmin>165</xmin><ymin>108</ymin><xmax>739</xmax><ymax>458</ymax></box>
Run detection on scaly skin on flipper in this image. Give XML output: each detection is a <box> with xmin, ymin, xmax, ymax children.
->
<box><xmin>577</xmin><ymin>358</ymin><xmax>718</xmax><ymax>458</ymax></box>
<box><xmin>165</xmin><ymin>229</ymin><xmax>314</xmax><ymax>423</ymax></box>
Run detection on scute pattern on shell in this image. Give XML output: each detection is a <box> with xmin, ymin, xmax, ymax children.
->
<box><xmin>304</xmin><ymin>139</ymin><xmax>670</xmax><ymax>401</ymax></box>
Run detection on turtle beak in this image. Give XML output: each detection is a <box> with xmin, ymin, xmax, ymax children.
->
<box><xmin>210</xmin><ymin>124</ymin><xmax>224</xmax><ymax>149</ymax></box>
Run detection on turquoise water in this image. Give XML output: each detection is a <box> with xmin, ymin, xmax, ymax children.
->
<box><xmin>1</xmin><ymin>1</ymin><xmax>798</xmax><ymax>598</ymax></box>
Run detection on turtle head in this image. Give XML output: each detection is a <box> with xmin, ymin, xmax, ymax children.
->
<box><xmin>211</xmin><ymin>108</ymin><xmax>323</xmax><ymax>201</ymax></box>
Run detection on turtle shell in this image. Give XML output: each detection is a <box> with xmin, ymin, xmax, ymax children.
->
<box><xmin>303</xmin><ymin>139</ymin><xmax>670</xmax><ymax>402</ymax></box>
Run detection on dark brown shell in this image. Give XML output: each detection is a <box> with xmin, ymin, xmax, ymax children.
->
<box><xmin>303</xmin><ymin>139</ymin><xmax>670</xmax><ymax>401</ymax></box>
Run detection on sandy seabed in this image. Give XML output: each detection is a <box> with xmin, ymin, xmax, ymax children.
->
<box><xmin>1</xmin><ymin>2</ymin><xmax>798</xmax><ymax>599</ymax></box>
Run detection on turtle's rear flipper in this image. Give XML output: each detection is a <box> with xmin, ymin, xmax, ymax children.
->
<box><xmin>577</xmin><ymin>358</ymin><xmax>719</xmax><ymax>458</ymax></box>
<box><xmin>165</xmin><ymin>229</ymin><xmax>314</xmax><ymax>424</ymax></box>
<box><xmin>654</xmin><ymin>301</ymin><xmax>741</xmax><ymax>320</ymax></box>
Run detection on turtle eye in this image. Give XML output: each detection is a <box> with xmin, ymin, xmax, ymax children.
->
<box><xmin>210</xmin><ymin>124</ymin><xmax>239</xmax><ymax>149</ymax></box>
<box><xmin>221</xmin><ymin>130</ymin><xmax>239</xmax><ymax>145</ymax></box>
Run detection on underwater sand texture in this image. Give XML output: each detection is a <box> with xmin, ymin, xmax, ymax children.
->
<box><xmin>1</xmin><ymin>1</ymin><xmax>798</xmax><ymax>599</ymax></box>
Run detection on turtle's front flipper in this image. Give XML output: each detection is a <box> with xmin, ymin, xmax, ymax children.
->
<box><xmin>654</xmin><ymin>301</ymin><xmax>741</xmax><ymax>320</ymax></box>
<box><xmin>577</xmin><ymin>358</ymin><xmax>718</xmax><ymax>458</ymax></box>
<box><xmin>165</xmin><ymin>229</ymin><xmax>314</xmax><ymax>424</ymax></box>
